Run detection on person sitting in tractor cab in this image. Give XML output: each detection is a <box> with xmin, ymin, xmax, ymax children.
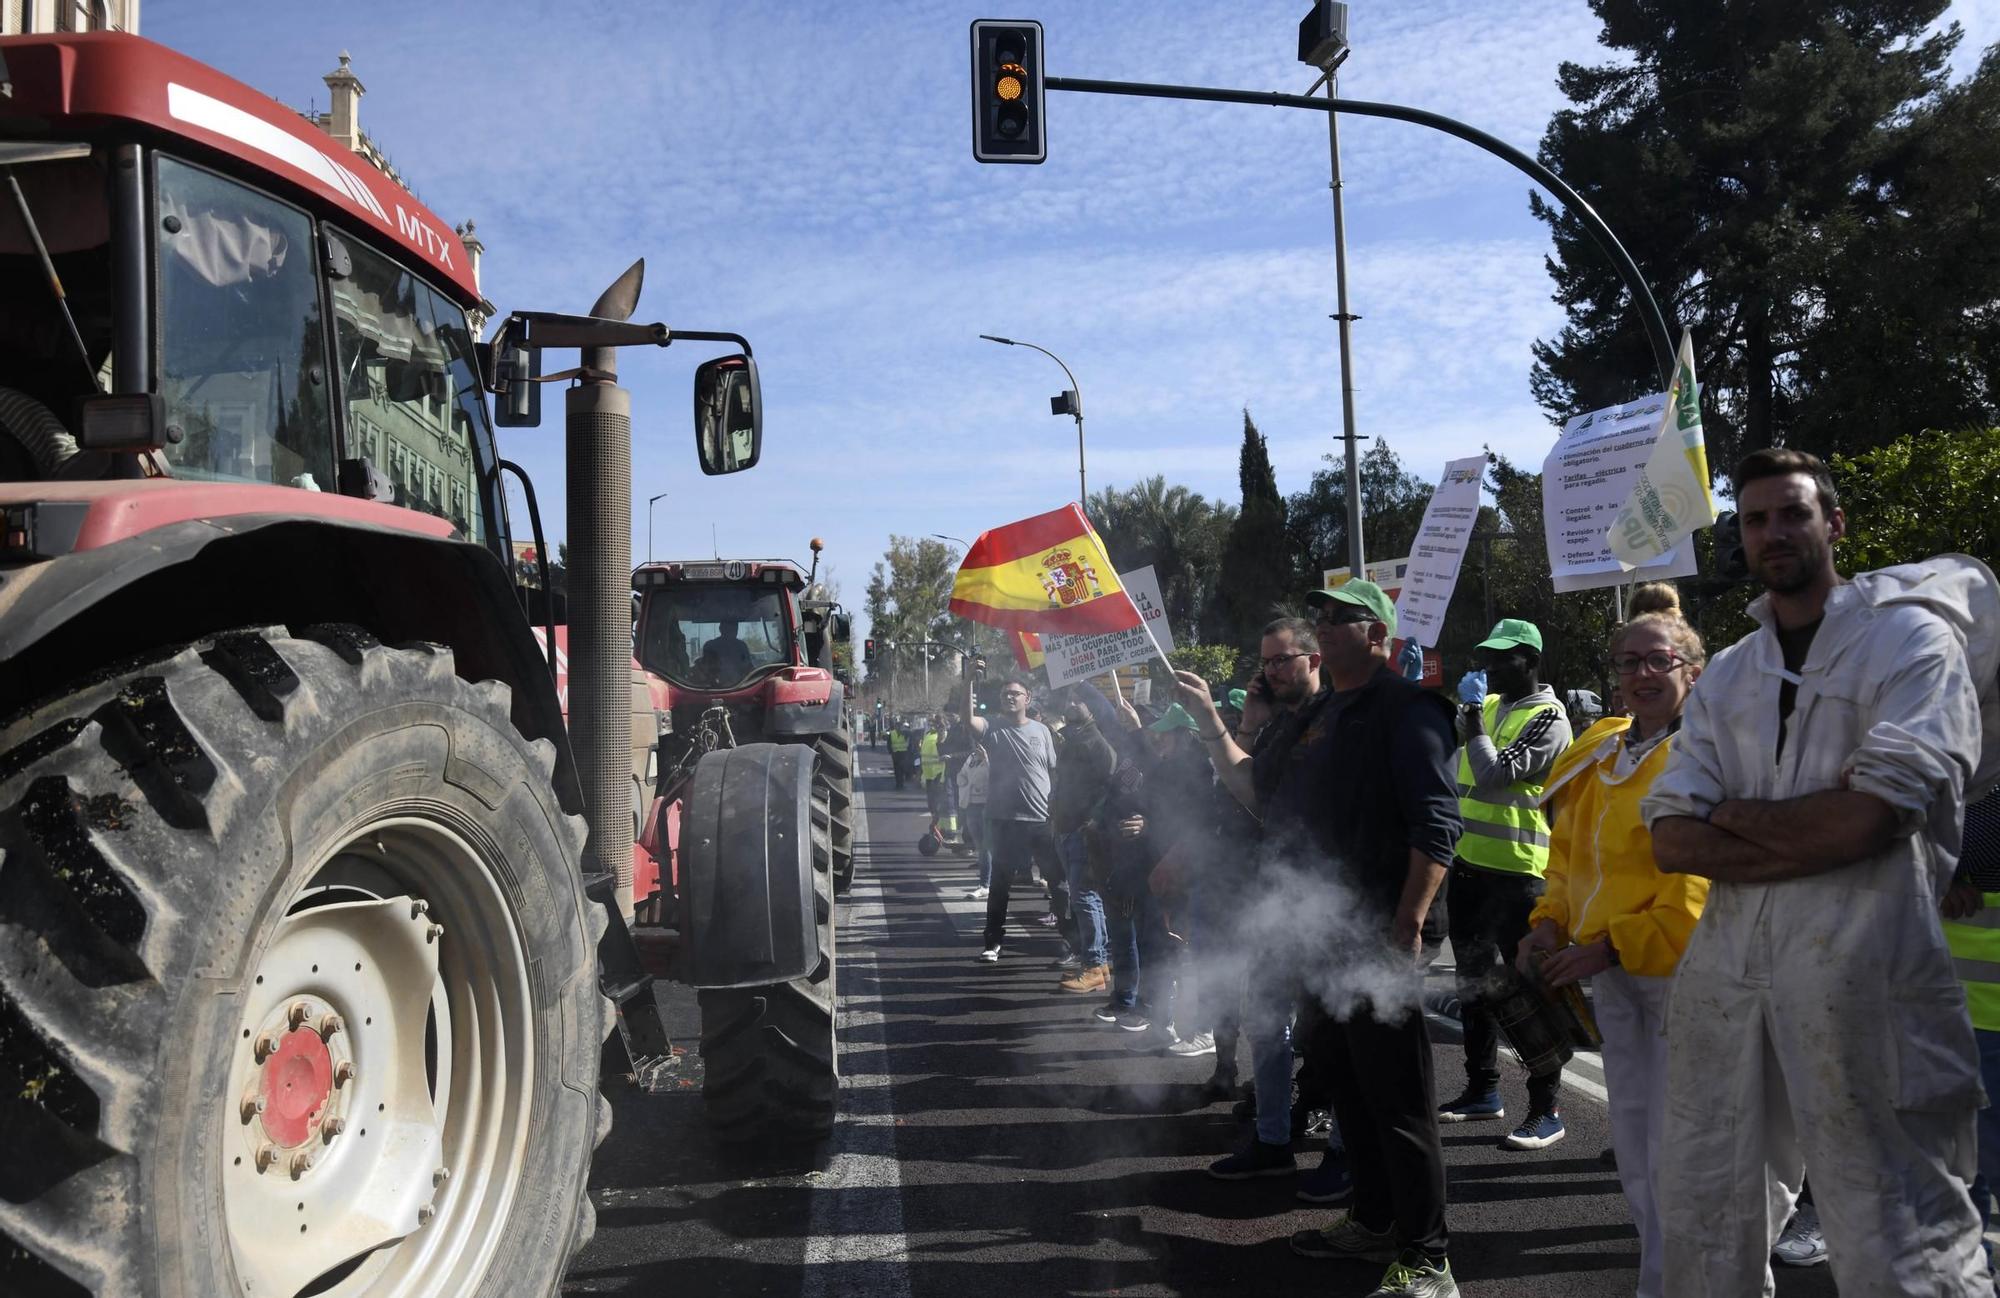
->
<box><xmin>641</xmin><ymin>585</ymin><xmax>788</xmax><ymax>689</ymax></box>
<box><xmin>698</xmin><ymin>618</ymin><xmax>757</xmax><ymax>684</ymax></box>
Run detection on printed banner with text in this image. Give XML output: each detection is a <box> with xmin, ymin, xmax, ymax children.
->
<box><xmin>1542</xmin><ymin>393</ymin><xmax>1699</xmax><ymax>593</ymax></box>
<box><xmin>1042</xmin><ymin>566</ymin><xmax>1176</xmax><ymax>688</ymax></box>
<box><xmin>1393</xmin><ymin>456</ymin><xmax>1486</xmax><ymax>648</ymax></box>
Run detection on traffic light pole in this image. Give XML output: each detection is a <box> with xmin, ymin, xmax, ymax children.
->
<box><xmin>1042</xmin><ymin>75</ymin><xmax>1676</xmax><ymax>390</ymax></box>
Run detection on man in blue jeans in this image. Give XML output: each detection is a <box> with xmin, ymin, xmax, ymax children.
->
<box><xmin>960</xmin><ymin>665</ymin><xmax>1058</xmax><ymax>961</ymax></box>
<box><xmin>1052</xmin><ymin>697</ymin><xmax>1116</xmax><ymax>991</ymax></box>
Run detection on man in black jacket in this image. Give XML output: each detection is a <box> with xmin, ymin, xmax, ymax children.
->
<box><xmin>1173</xmin><ymin>583</ymin><xmax>1463</xmax><ymax>1298</ymax></box>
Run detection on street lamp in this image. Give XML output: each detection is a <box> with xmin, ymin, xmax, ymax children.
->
<box><xmin>646</xmin><ymin>492</ymin><xmax>668</xmax><ymax>562</ymax></box>
<box><xmin>932</xmin><ymin>533</ymin><xmax>969</xmax><ymax>548</ymax></box>
<box><xmin>979</xmin><ymin>334</ymin><xmax>1087</xmax><ymax>507</ymax></box>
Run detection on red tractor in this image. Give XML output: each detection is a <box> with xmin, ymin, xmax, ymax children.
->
<box><xmin>0</xmin><ymin>31</ymin><xmax>833</xmax><ymax>1298</ymax></box>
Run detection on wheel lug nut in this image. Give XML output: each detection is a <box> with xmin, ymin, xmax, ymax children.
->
<box><xmin>410</xmin><ymin>898</ymin><xmax>429</xmax><ymax>919</ymax></box>
<box><xmin>417</xmin><ymin>1204</ymin><xmax>436</xmax><ymax>1226</ymax></box>
<box><xmin>253</xmin><ymin>1032</ymin><xmax>280</xmax><ymax>1062</ymax></box>
<box><xmin>316</xmin><ymin>1012</ymin><xmax>344</xmax><ymax>1040</ymax></box>
<box><xmin>426</xmin><ymin>923</ymin><xmax>444</xmax><ymax>943</ymax></box>
<box><xmin>239</xmin><ymin>1090</ymin><xmax>266</xmax><ymax>1123</ymax></box>
<box><xmin>333</xmin><ymin>1061</ymin><xmax>355</xmax><ymax>1087</ymax></box>
<box><xmin>287</xmin><ymin>1001</ymin><xmax>311</xmax><ymax>1029</ymax></box>
<box><xmin>254</xmin><ymin>1143</ymin><xmax>277</xmax><ymax>1173</ymax></box>
<box><xmin>321</xmin><ymin>1116</ymin><xmax>346</xmax><ymax>1142</ymax></box>
<box><xmin>433</xmin><ymin>1166</ymin><xmax>450</xmax><ymax>1187</ymax></box>
<box><xmin>289</xmin><ymin>1151</ymin><xmax>314</xmax><ymax>1178</ymax></box>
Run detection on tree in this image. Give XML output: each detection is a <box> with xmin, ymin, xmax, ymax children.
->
<box><xmin>1086</xmin><ymin>475</ymin><xmax>1234</xmax><ymax>643</ymax></box>
<box><xmin>863</xmin><ymin>536</ymin><xmax>988</xmax><ymax>707</ymax></box>
<box><xmin>1530</xmin><ymin>1</ymin><xmax>1996</xmax><ymax>476</ymax></box>
<box><xmin>1169</xmin><ymin>642</ymin><xmax>1248</xmax><ymax>691</ymax></box>
<box><xmin>1284</xmin><ymin>439</ymin><xmax>1434</xmax><ymax>592</ymax></box>
<box><xmin>1204</xmin><ymin>411</ymin><xmax>1290</xmax><ymax>651</ymax></box>
<box><xmin>1833</xmin><ymin>426</ymin><xmax>2000</xmax><ymax>571</ymax></box>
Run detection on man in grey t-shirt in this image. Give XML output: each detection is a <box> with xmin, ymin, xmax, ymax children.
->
<box><xmin>963</xmin><ymin>663</ymin><xmax>1057</xmax><ymax>961</ymax></box>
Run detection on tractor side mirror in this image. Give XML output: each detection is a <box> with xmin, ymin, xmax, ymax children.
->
<box><xmin>833</xmin><ymin>613</ymin><xmax>851</xmax><ymax>641</ymax></box>
<box><xmin>693</xmin><ymin>353</ymin><xmax>761</xmax><ymax>475</ymax></box>
<box><xmin>490</xmin><ymin>340</ymin><xmax>542</xmax><ymax>428</ymax></box>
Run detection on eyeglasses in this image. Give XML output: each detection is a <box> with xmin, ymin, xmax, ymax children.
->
<box><xmin>1610</xmin><ymin>650</ymin><xmax>1688</xmax><ymax>676</ymax></box>
<box><xmin>1000</xmin><ymin>690</ymin><xmax>1030</xmax><ymax>700</ymax></box>
<box><xmin>1258</xmin><ymin>652</ymin><xmax>1310</xmax><ymax>670</ymax></box>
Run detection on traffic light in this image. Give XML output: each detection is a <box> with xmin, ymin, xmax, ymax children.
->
<box><xmin>1711</xmin><ymin>511</ymin><xmax>1749</xmax><ymax>584</ymax></box>
<box><xmin>970</xmin><ymin>20</ymin><xmax>1045</xmax><ymax>164</ymax></box>
<box><xmin>864</xmin><ymin>638</ymin><xmax>877</xmax><ymax>661</ymax></box>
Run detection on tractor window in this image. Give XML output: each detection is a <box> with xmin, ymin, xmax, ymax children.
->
<box><xmin>155</xmin><ymin>156</ymin><xmax>333</xmax><ymax>489</ymax></box>
<box><xmin>639</xmin><ymin>585</ymin><xmax>792</xmax><ymax>688</ymax></box>
<box><xmin>0</xmin><ymin>152</ymin><xmax>115</xmax><ymax>472</ymax></box>
<box><xmin>326</xmin><ymin>234</ymin><xmax>490</xmax><ymax>545</ymax></box>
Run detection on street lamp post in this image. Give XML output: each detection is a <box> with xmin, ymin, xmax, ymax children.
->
<box><xmin>979</xmin><ymin>335</ymin><xmax>1087</xmax><ymax>507</ymax></box>
<box><xmin>646</xmin><ymin>492</ymin><xmax>668</xmax><ymax>562</ymax></box>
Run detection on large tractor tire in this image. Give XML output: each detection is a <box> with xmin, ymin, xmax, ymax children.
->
<box><xmin>0</xmin><ymin>626</ymin><xmax>613</xmax><ymax>1298</ymax></box>
<box><xmin>693</xmin><ymin>747</ymin><xmax>836</xmax><ymax>1143</ymax></box>
<box><xmin>816</xmin><ymin>727</ymin><xmax>856</xmax><ymax>894</ymax></box>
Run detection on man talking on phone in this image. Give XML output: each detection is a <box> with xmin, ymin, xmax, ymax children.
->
<box><xmin>1172</xmin><ymin>583</ymin><xmax>1463</xmax><ymax>1298</ymax></box>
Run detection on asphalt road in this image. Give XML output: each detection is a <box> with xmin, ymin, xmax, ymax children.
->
<box><xmin>566</xmin><ymin>746</ymin><xmax>1839</xmax><ymax>1296</ymax></box>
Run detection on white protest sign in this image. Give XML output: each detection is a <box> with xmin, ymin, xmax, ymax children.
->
<box><xmin>1543</xmin><ymin>393</ymin><xmax>1700</xmax><ymax>593</ymax></box>
<box><xmin>1042</xmin><ymin>565</ymin><xmax>1175</xmax><ymax>688</ymax></box>
<box><xmin>1393</xmin><ymin>455</ymin><xmax>1486</xmax><ymax>648</ymax></box>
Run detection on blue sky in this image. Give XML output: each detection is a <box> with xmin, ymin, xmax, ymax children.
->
<box><xmin>149</xmin><ymin>0</ymin><xmax>1997</xmax><ymax>643</ymax></box>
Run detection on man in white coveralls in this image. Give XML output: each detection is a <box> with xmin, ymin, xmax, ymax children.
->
<box><xmin>1644</xmin><ymin>446</ymin><xmax>2000</xmax><ymax>1295</ymax></box>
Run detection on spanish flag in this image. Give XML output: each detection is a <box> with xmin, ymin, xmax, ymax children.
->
<box><xmin>949</xmin><ymin>504</ymin><xmax>1141</xmax><ymax>635</ymax></box>
<box><xmin>1009</xmin><ymin>630</ymin><xmax>1046</xmax><ymax>672</ymax></box>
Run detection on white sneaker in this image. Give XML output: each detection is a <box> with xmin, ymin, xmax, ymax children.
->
<box><xmin>1772</xmin><ymin>1203</ymin><xmax>1827</xmax><ymax>1267</ymax></box>
<box><xmin>977</xmin><ymin>947</ymin><xmax>1000</xmax><ymax>963</ymax></box>
<box><xmin>965</xmin><ymin>887</ymin><xmax>990</xmax><ymax>900</ymax></box>
<box><xmin>1166</xmin><ymin>1032</ymin><xmax>1217</xmax><ymax>1058</ymax></box>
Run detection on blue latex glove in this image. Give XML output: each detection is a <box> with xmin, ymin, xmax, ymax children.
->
<box><xmin>1395</xmin><ymin>638</ymin><xmax>1424</xmax><ymax>681</ymax></box>
<box><xmin>1456</xmin><ymin>669</ymin><xmax>1488</xmax><ymax>705</ymax></box>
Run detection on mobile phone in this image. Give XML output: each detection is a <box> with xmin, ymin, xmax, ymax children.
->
<box><xmin>1249</xmin><ymin>671</ymin><xmax>1272</xmax><ymax>701</ymax></box>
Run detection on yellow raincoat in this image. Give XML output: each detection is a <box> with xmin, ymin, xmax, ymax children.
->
<box><xmin>1527</xmin><ymin>716</ymin><xmax>1707</xmax><ymax>978</ymax></box>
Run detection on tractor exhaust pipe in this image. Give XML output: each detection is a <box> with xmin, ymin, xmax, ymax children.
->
<box><xmin>567</xmin><ymin>260</ymin><xmax>644</xmax><ymax>917</ymax></box>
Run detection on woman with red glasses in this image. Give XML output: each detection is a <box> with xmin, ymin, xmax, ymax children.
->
<box><xmin>1515</xmin><ymin>582</ymin><xmax>1709</xmax><ymax>1298</ymax></box>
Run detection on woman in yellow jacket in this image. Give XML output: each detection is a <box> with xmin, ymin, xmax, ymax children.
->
<box><xmin>1516</xmin><ymin>583</ymin><xmax>1709</xmax><ymax>1298</ymax></box>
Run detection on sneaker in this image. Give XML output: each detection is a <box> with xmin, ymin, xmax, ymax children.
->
<box><xmin>1368</xmin><ymin>1249</ymin><xmax>1458</xmax><ymax>1297</ymax></box>
<box><xmin>1500</xmin><ymin>1107</ymin><xmax>1566</xmax><ymax>1150</ymax></box>
<box><xmin>1295</xmin><ymin>1150</ymin><xmax>1353</xmax><ymax>1204</ymax></box>
<box><xmin>1116</xmin><ymin>1009</ymin><xmax>1153</xmax><ymax>1033</ymax></box>
<box><xmin>1092</xmin><ymin>1003</ymin><xmax>1122</xmax><ymax>1024</ymax></box>
<box><xmin>1289</xmin><ymin>1211</ymin><xmax>1398</xmax><ymax>1262</ymax></box>
<box><xmin>1436</xmin><ymin>1088</ymin><xmax>1505</xmax><ymax>1123</ymax></box>
<box><xmin>1034</xmin><ymin>912</ymin><xmax>1060</xmax><ymax>927</ymax></box>
<box><xmin>1130</xmin><ymin>1022</ymin><xmax>1181</xmax><ymax>1052</ymax></box>
<box><xmin>1773</xmin><ymin>1203</ymin><xmax>1827</xmax><ymax>1267</ymax></box>
<box><xmin>976</xmin><ymin>946</ymin><xmax>1000</xmax><ymax>963</ymax></box>
<box><xmin>1206</xmin><ymin>1139</ymin><xmax>1296</xmax><ymax>1180</ymax></box>
<box><xmin>1060</xmin><ymin>965</ymin><xmax>1109</xmax><ymax>994</ymax></box>
<box><xmin>1167</xmin><ymin>1032</ymin><xmax>1217</xmax><ymax>1058</ymax></box>
<box><xmin>1055</xmin><ymin>952</ymin><xmax>1083</xmax><ymax>970</ymax></box>
<box><xmin>965</xmin><ymin>886</ymin><xmax>990</xmax><ymax>900</ymax></box>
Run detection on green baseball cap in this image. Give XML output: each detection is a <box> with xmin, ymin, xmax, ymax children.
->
<box><xmin>1223</xmin><ymin>689</ymin><xmax>1247</xmax><ymax>712</ymax></box>
<box><xmin>1305</xmin><ymin>579</ymin><xmax>1397</xmax><ymax>637</ymax></box>
<box><xmin>1476</xmin><ymin>618</ymin><xmax>1544</xmax><ymax>654</ymax></box>
<box><xmin>1148</xmin><ymin>703</ymin><xmax>1201</xmax><ymax>734</ymax></box>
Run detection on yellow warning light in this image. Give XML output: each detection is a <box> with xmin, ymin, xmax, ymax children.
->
<box><xmin>997</xmin><ymin>62</ymin><xmax>1026</xmax><ymax>101</ymax></box>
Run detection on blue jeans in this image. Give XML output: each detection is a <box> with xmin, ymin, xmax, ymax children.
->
<box><xmin>1976</xmin><ymin>1027</ymin><xmax>2000</xmax><ymax>1231</ymax></box>
<box><xmin>1061</xmin><ymin>830</ymin><xmax>1108</xmax><ymax>968</ymax></box>
<box><xmin>1248</xmin><ymin>990</ymin><xmax>1296</xmax><ymax>1147</ymax></box>
<box><xmin>1105</xmin><ymin>853</ymin><xmax>1173</xmax><ymax>1019</ymax></box>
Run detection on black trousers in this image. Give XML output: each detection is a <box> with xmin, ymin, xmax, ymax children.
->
<box><xmin>1447</xmin><ymin>860</ymin><xmax>1560</xmax><ymax>1110</ymax></box>
<box><xmin>1321</xmin><ymin>1001</ymin><xmax>1450</xmax><ymax>1258</ymax></box>
<box><xmin>982</xmin><ymin>818</ymin><xmax>1055</xmax><ymax>948</ymax></box>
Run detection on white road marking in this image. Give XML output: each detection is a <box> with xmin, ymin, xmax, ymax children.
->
<box><xmin>801</xmin><ymin>766</ymin><xmax>916</xmax><ymax>1295</ymax></box>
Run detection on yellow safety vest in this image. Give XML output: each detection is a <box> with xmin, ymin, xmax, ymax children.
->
<box><xmin>1456</xmin><ymin>694</ymin><xmax>1555</xmax><ymax>878</ymax></box>
<box><xmin>1943</xmin><ymin>891</ymin><xmax>2000</xmax><ymax>1032</ymax></box>
<box><xmin>889</xmin><ymin>731</ymin><xmax>907</xmax><ymax>753</ymax></box>
<box><xmin>920</xmin><ymin>732</ymin><xmax>945</xmax><ymax>781</ymax></box>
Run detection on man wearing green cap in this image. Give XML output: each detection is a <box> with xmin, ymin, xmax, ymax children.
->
<box><xmin>1171</xmin><ymin>584</ymin><xmax>1464</xmax><ymax>1298</ymax></box>
<box><xmin>1437</xmin><ymin>618</ymin><xmax>1573</xmax><ymax>1151</ymax></box>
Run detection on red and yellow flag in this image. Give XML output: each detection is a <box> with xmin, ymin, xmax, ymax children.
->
<box><xmin>1009</xmin><ymin>630</ymin><xmax>1046</xmax><ymax>671</ymax></box>
<box><xmin>949</xmin><ymin>504</ymin><xmax>1140</xmax><ymax>635</ymax></box>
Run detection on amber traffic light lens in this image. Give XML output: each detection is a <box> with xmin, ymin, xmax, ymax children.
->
<box><xmin>996</xmin><ymin>74</ymin><xmax>1023</xmax><ymax>101</ymax></box>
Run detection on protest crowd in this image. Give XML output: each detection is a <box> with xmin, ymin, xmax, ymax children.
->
<box><xmin>901</xmin><ymin>447</ymin><xmax>2000</xmax><ymax>1298</ymax></box>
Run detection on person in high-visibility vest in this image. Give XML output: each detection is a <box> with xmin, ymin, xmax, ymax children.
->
<box><xmin>921</xmin><ymin>717</ymin><xmax>957</xmax><ymax>840</ymax></box>
<box><xmin>1439</xmin><ymin>618</ymin><xmax>1574</xmax><ymax>1150</ymax></box>
<box><xmin>1943</xmin><ymin>786</ymin><xmax>2000</xmax><ymax>1245</ymax></box>
<box><xmin>888</xmin><ymin>722</ymin><xmax>910</xmax><ymax>789</ymax></box>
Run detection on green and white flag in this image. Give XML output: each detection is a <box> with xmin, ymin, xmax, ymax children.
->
<box><xmin>1606</xmin><ymin>329</ymin><xmax>1716</xmax><ymax>569</ymax></box>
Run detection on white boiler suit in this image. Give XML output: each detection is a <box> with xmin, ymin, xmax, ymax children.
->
<box><xmin>1642</xmin><ymin>555</ymin><xmax>2000</xmax><ymax>1297</ymax></box>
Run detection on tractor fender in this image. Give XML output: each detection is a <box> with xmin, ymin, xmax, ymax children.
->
<box><xmin>0</xmin><ymin>514</ymin><xmax>581</xmax><ymax>812</ymax></box>
<box><xmin>765</xmin><ymin>677</ymin><xmax>845</xmax><ymax>737</ymax></box>
<box><xmin>679</xmin><ymin>741</ymin><xmax>820</xmax><ymax>989</ymax></box>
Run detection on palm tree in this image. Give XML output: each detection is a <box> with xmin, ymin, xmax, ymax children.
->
<box><xmin>1087</xmin><ymin>475</ymin><xmax>1234</xmax><ymax>643</ymax></box>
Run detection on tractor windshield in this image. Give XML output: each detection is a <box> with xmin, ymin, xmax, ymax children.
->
<box><xmin>640</xmin><ymin>584</ymin><xmax>793</xmax><ymax>688</ymax></box>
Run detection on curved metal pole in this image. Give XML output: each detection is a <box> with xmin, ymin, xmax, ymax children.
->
<box><xmin>1045</xmin><ymin>76</ymin><xmax>1675</xmax><ymax>388</ymax></box>
<box><xmin>978</xmin><ymin>334</ymin><xmax>1088</xmax><ymax>505</ymax></box>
